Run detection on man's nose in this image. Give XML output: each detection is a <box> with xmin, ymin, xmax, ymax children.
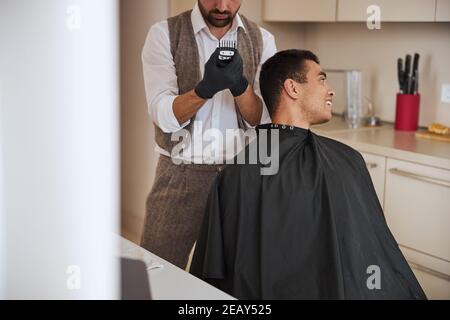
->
<box><xmin>216</xmin><ymin>0</ymin><xmax>229</xmax><ymax>12</ymax></box>
<box><xmin>328</xmin><ymin>89</ymin><xmax>335</xmax><ymax>97</ymax></box>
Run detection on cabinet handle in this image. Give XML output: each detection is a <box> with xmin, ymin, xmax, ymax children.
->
<box><xmin>389</xmin><ymin>168</ymin><xmax>450</xmax><ymax>188</ymax></box>
<box><xmin>365</xmin><ymin>162</ymin><xmax>378</xmax><ymax>169</ymax></box>
<box><xmin>407</xmin><ymin>260</ymin><xmax>450</xmax><ymax>281</ymax></box>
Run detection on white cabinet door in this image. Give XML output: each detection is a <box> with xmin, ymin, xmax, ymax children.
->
<box><xmin>337</xmin><ymin>0</ymin><xmax>437</xmax><ymax>22</ymax></box>
<box><xmin>436</xmin><ymin>0</ymin><xmax>450</xmax><ymax>21</ymax></box>
<box><xmin>360</xmin><ymin>152</ymin><xmax>386</xmax><ymax>209</ymax></box>
<box><xmin>401</xmin><ymin>245</ymin><xmax>450</xmax><ymax>299</ymax></box>
<box><xmin>384</xmin><ymin>158</ymin><xmax>450</xmax><ymax>299</ymax></box>
<box><xmin>263</xmin><ymin>0</ymin><xmax>337</xmax><ymax>22</ymax></box>
<box><xmin>384</xmin><ymin>158</ymin><xmax>450</xmax><ymax>262</ymax></box>
<box><xmin>411</xmin><ymin>265</ymin><xmax>450</xmax><ymax>300</ymax></box>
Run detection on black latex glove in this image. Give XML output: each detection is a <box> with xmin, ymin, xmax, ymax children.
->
<box><xmin>195</xmin><ymin>47</ymin><xmax>248</xmax><ymax>99</ymax></box>
<box><xmin>228</xmin><ymin>51</ymin><xmax>248</xmax><ymax>97</ymax></box>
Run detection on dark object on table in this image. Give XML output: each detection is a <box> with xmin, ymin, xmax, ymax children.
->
<box><xmin>121</xmin><ymin>258</ymin><xmax>152</xmax><ymax>300</ymax></box>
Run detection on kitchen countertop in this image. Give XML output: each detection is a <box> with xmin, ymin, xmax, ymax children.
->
<box><xmin>311</xmin><ymin>116</ymin><xmax>450</xmax><ymax>170</ymax></box>
<box><xmin>312</xmin><ymin>114</ymin><xmax>391</xmax><ymax>133</ymax></box>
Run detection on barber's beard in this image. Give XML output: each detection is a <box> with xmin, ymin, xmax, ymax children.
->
<box><xmin>206</xmin><ymin>13</ymin><xmax>233</xmax><ymax>28</ymax></box>
<box><xmin>199</xmin><ymin>3</ymin><xmax>240</xmax><ymax>28</ymax></box>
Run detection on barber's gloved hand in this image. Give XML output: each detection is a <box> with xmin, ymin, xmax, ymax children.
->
<box><xmin>228</xmin><ymin>51</ymin><xmax>248</xmax><ymax>97</ymax></box>
<box><xmin>194</xmin><ymin>47</ymin><xmax>248</xmax><ymax>99</ymax></box>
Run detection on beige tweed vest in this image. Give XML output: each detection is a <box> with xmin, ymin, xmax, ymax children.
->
<box><xmin>154</xmin><ymin>10</ymin><xmax>263</xmax><ymax>153</ymax></box>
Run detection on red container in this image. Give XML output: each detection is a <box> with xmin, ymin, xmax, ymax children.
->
<box><xmin>395</xmin><ymin>94</ymin><xmax>420</xmax><ymax>131</ymax></box>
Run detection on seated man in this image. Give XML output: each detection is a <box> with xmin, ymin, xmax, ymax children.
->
<box><xmin>190</xmin><ymin>49</ymin><xmax>426</xmax><ymax>300</ymax></box>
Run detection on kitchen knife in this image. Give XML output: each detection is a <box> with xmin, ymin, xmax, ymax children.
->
<box><xmin>411</xmin><ymin>53</ymin><xmax>420</xmax><ymax>94</ymax></box>
<box><xmin>403</xmin><ymin>54</ymin><xmax>411</xmax><ymax>94</ymax></box>
<box><xmin>414</xmin><ymin>70</ymin><xmax>419</xmax><ymax>95</ymax></box>
<box><xmin>397</xmin><ymin>58</ymin><xmax>404</xmax><ymax>93</ymax></box>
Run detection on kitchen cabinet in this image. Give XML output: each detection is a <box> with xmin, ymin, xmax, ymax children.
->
<box><xmin>402</xmin><ymin>244</ymin><xmax>450</xmax><ymax>299</ymax></box>
<box><xmin>410</xmin><ymin>265</ymin><xmax>450</xmax><ymax>300</ymax></box>
<box><xmin>337</xmin><ymin>0</ymin><xmax>437</xmax><ymax>22</ymax></box>
<box><xmin>383</xmin><ymin>158</ymin><xmax>450</xmax><ymax>299</ymax></box>
<box><xmin>384</xmin><ymin>158</ymin><xmax>450</xmax><ymax>262</ymax></box>
<box><xmin>263</xmin><ymin>0</ymin><xmax>443</xmax><ymax>23</ymax></box>
<box><xmin>263</xmin><ymin>0</ymin><xmax>337</xmax><ymax>22</ymax></box>
<box><xmin>436</xmin><ymin>0</ymin><xmax>450</xmax><ymax>21</ymax></box>
<box><xmin>360</xmin><ymin>152</ymin><xmax>386</xmax><ymax>208</ymax></box>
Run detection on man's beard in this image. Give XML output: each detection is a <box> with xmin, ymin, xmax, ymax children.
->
<box><xmin>198</xmin><ymin>2</ymin><xmax>240</xmax><ymax>28</ymax></box>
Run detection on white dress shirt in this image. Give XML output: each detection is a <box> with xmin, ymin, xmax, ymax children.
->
<box><xmin>142</xmin><ymin>3</ymin><xmax>277</xmax><ymax>164</ymax></box>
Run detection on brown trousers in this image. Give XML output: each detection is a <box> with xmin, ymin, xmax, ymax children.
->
<box><xmin>140</xmin><ymin>155</ymin><xmax>225</xmax><ymax>269</ymax></box>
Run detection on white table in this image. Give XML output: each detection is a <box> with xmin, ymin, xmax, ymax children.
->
<box><xmin>119</xmin><ymin>236</ymin><xmax>235</xmax><ymax>300</ymax></box>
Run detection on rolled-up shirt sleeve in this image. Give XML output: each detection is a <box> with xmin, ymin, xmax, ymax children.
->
<box><xmin>142</xmin><ymin>22</ymin><xmax>190</xmax><ymax>133</ymax></box>
<box><xmin>252</xmin><ymin>27</ymin><xmax>277</xmax><ymax>126</ymax></box>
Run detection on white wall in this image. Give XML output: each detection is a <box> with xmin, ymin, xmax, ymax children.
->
<box><xmin>240</xmin><ymin>0</ymin><xmax>307</xmax><ymax>51</ymax></box>
<box><xmin>305</xmin><ymin>22</ymin><xmax>450</xmax><ymax>126</ymax></box>
<box><xmin>0</xmin><ymin>0</ymin><xmax>120</xmax><ymax>299</ymax></box>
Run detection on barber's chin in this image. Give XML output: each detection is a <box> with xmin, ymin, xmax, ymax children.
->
<box><xmin>208</xmin><ymin>17</ymin><xmax>231</xmax><ymax>28</ymax></box>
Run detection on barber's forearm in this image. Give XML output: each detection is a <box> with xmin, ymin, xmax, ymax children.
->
<box><xmin>234</xmin><ymin>85</ymin><xmax>263</xmax><ymax>127</ymax></box>
<box><xmin>173</xmin><ymin>89</ymin><xmax>206</xmax><ymax>125</ymax></box>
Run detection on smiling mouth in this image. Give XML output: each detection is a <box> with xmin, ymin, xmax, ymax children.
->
<box><xmin>326</xmin><ymin>100</ymin><xmax>333</xmax><ymax>107</ymax></box>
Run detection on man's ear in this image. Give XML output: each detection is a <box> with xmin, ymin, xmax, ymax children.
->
<box><xmin>283</xmin><ymin>79</ymin><xmax>301</xmax><ymax>100</ymax></box>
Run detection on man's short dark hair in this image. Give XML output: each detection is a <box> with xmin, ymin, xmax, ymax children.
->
<box><xmin>259</xmin><ymin>49</ymin><xmax>320</xmax><ymax>117</ymax></box>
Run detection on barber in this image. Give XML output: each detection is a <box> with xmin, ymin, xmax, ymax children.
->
<box><xmin>140</xmin><ymin>0</ymin><xmax>277</xmax><ymax>269</ymax></box>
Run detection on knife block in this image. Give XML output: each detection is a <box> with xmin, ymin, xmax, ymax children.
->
<box><xmin>395</xmin><ymin>94</ymin><xmax>420</xmax><ymax>131</ymax></box>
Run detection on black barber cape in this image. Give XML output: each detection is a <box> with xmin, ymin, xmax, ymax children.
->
<box><xmin>190</xmin><ymin>124</ymin><xmax>426</xmax><ymax>300</ymax></box>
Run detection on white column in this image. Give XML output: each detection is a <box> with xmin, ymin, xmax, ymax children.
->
<box><xmin>0</xmin><ymin>0</ymin><xmax>120</xmax><ymax>299</ymax></box>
